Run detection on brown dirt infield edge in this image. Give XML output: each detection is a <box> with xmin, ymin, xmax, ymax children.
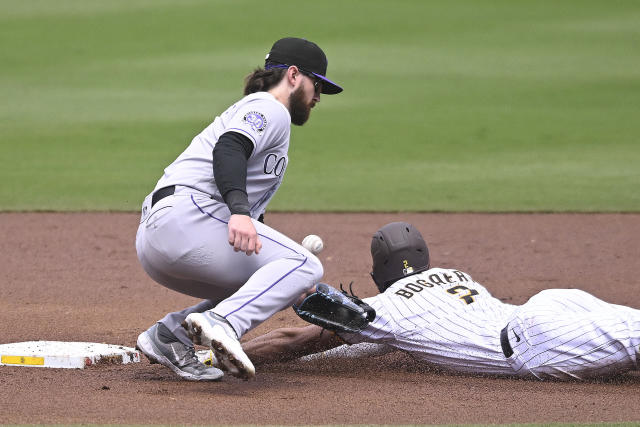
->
<box><xmin>1</xmin><ymin>212</ymin><xmax>639</xmax><ymax>425</ymax></box>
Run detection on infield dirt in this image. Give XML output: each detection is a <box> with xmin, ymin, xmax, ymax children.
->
<box><xmin>1</xmin><ymin>212</ymin><xmax>639</xmax><ymax>425</ymax></box>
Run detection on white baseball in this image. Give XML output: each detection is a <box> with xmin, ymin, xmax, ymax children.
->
<box><xmin>302</xmin><ymin>234</ymin><xmax>324</xmax><ymax>254</ymax></box>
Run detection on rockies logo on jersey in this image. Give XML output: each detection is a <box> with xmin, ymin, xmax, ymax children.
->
<box><xmin>243</xmin><ymin>111</ymin><xmax>267</xmax><ymax>134</ymax></box>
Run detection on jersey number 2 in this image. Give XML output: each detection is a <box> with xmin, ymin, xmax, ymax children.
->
<box><xmin>446</xmin><ymin>285</ymin><xmax>479</xmax><ymax>305</ymax></box>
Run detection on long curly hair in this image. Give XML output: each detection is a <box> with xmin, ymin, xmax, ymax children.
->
<box><xmin>244</xmin><ymin>67</ymin><xmax>286</xmax><ymax>95</ymax></box>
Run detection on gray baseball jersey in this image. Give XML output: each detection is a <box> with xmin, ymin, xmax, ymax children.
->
<box><xmin>339</xmin><ymin>268</ymin><xmax>640</xmax><ymax>380</ymax></box>
<box><xmin>155</xmin><ymin>92</ymin><xmax>290</xmax><ymax>218</ymax></box>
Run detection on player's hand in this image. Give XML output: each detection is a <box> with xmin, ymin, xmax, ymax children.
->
<box><xmin>228</xmin><ymin>214</ymin><xmax>262</xmax><ymax>256</ymax></box>
<box><xmin>294</xmin><ymin>285</ymin><xmax>317</xmax><ymax>306</ymax></box>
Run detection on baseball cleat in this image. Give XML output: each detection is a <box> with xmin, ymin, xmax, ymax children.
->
<box><xmin>197</xmin><ymin>349</ymin><xmax>242</xmax><ymax>377</ymax></box>
<box><xmin>136</xmin><ymin>322</ymin><xmax>224</xmax><ymax>381</ymax></box>
<box><xmin>182</xmin><ymin>312</ymin><xmax>256</xmax><ymax>380</ymax></box>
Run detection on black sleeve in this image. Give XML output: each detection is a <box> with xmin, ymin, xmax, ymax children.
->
<box><xmin>212</xmin><ymin>131</ymin><xmax>255</xmax><ymax>215</ymax></box>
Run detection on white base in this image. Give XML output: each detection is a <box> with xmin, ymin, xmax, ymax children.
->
<box><xmin>0</xmin><ymin>341</ymin><xmax>140</xmax><ymax>369</ymax></box>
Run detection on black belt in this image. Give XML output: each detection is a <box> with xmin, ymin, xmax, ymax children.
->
<box><xmin>500</xmin><ymin>325</ymin><xmax>514</xmax><ymax>358</ymax></box>
<box><xmin>151</xmin><ymin>185</ymin><xmax>175</xmax><ymax>208</ymax></box>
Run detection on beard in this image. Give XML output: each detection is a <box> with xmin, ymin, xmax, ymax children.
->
<box><xmin>288</xmin><ymin>86</ymin><xmax>312</xmax><ymax>126</ymax></box>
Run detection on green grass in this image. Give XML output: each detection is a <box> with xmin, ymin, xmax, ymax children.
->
<box><xmin>1</xmin><ymin>0</ymin><xmax>639</xmax><ymax>211</ymax></box>
<box><xmin>3</xmin><ymin>424</ymin><xmax>640</xmax><ymax>427</ymax></box>
<box><xmin>3</xmin><ymin>425</ymin><xmax>640</xmax><ymax>427</ymax></box>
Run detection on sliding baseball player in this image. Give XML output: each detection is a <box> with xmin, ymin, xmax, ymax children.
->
<box><xmin>218</xmin><ymin>222</ymin><xmax>640</xmax><ymax>381</ymax></box>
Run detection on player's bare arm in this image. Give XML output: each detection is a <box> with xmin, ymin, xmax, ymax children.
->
<box><xmin>211</xmin><ymin>131</ymin><xmax>262</xmax><ymax>256</ymax></box>
<box><xmin>242</xmin><ymin>325</ymin><xmax>343</xmax><ymax>365</ymax></box>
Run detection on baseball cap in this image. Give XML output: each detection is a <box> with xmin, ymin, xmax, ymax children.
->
<box><xmin>264</xmin><ymin>37</ymin><xmax>343</xmax><ymax>95</ymax></box>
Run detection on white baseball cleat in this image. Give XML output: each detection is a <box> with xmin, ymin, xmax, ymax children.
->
<box><xmin>182</xmin><ymin>311</ymin><xmax>255</xmax><ymax>380</ymax></box>
<box><xmin>198</xmin><ymin>349</ymin><xmax>243</xmax><ymax>378</ymax></box>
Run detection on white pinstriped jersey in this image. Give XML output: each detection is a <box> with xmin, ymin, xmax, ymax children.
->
<box><xmin>341</xmin><ymin>268</ymin><xmax>518</xmax><ymax>376</ymax></box>
<box><xmin>338</xmin><ymin>268</ymin><xmax>640</xmax><ymax>380</ymax></box>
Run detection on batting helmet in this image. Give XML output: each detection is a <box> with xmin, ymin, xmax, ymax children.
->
<box><xmin>370</xmin><ymin>222</ymin><xmax>430</xmax><ymax>293</ymax></box>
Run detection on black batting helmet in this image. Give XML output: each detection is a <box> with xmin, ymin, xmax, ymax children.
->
<box><xmin>370</xmin><ymin>222</ymin><xmax>430</xmax><ymax>293</ymax></box>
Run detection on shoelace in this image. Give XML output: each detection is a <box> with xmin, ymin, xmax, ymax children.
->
<box><xmin>181</xmin><ymin>347</ymin><xmax>201</xmax><ymax>367</ymax></box>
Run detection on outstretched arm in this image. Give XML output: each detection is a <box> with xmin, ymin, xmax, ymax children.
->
<box><xmin>298</xmin><ymin>342</ymin><xmax>395</xmax><ymax>362</ymax></box>
<box><xmin>242</xmin><ymin>325</ymin><xmax>343</xmax><ymax>366</ymax></box>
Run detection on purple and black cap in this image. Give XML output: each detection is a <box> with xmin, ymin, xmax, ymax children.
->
<box><xmin>264</xmin><ymin>37</ymin><xmax>343</xmax><ymax>95</ymax></box>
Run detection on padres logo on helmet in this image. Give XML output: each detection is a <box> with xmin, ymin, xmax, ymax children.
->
<box><xmin>370</xmin><ymin>222</ymin><xmax>430</xmax><ymax>293</ymax></box>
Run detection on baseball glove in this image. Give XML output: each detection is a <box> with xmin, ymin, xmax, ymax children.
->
<box><xmin>293</xmin><ymin>282</ymin><xmax>376</xmax><ymax>333</ymax></box>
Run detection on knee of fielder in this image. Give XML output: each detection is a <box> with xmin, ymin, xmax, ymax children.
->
<box><xmin>281</xmin><ymin>252</ymin><xmax>323</xmax><ymax>302</ymax></box>
<box><xmin>302</xmin><ymin>253</ymin><xmax>324</xmax><ymax>287</ymax></box>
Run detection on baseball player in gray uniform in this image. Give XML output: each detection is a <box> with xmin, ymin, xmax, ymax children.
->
<box><xmin>135</xmin><ymin>37</ymin><xmax>343</xmax><ymax>381</ymax></box>
<box><xmin>228</xmin><ymin>222</ymin><xmax>640</xmax><ymax>381</ymax></box>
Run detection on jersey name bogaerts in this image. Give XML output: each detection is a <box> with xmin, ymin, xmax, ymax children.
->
<box><xmin>341</xmin><ymin>268</ymin><xmax>517</xmax><ymax>375</ymax></box>
<box><xmin>155</xmin><ymin>92</ymin><xmax>291</xmax><ymax>218</ymax></box>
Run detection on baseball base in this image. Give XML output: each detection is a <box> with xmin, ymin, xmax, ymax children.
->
<box><xmin>0</xmin><ymin>341</ymin><xmax>140</xmax><ymax>369</ymax></box>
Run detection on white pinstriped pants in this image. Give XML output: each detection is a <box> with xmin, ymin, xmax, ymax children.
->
<box><xmin>503</xmin><ymin>289</ymin><xmax>640</xmax><ymax>380</ymax></box>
